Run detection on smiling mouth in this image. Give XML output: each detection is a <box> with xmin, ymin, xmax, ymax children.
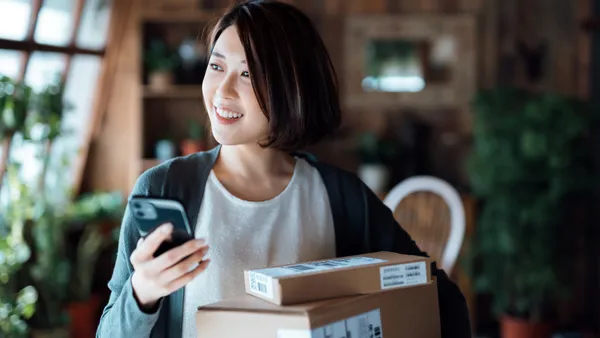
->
<box><xmin>214</xmin><ymin>106</ymin><xmax>244</xmax><ymax>120</ymax></box>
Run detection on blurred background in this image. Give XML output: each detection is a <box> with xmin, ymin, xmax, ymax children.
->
<box><xmin>0</xmin><ymin>0</ymin><xmax>599</xmax><ymax>337</ymax></box>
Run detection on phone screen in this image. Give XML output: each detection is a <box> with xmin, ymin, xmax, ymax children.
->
<box><xmin>129</xmin><ymin>197</ymin><xmax>194</xmax><ymax>257</ymax></box>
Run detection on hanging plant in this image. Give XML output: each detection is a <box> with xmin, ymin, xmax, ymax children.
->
<box><xmin>26</xmin><ymin>78</ymin><xmax>70</xmax><ymax>142</ymax></box>
<box><xmin>0</xmin><ymin>164</ymin><xmax>38</xmax><ymax>337</ymax></box>
<box><xmin>0</xmin><ymin>77</ymin><xmax>32</xmax><ymax>139</ymax></box>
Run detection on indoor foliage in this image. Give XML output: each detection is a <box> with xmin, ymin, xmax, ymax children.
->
<box><xmin>467</xmin><ymin>86</ymin><xmax>597</xmax><ymax>321</ymax></box>
<box><xmin>0</xmin><ymin>73</ymin><xmax>125</xmax><ymax>336</ymax></box>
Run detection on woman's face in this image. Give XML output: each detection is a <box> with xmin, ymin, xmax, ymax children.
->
<box><xmin>202</xmin><ymin>26</ymin><xmax>268</xmax><ymax>146</ymax></box>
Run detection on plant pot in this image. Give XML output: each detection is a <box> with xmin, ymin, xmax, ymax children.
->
<box><xmin>357</xmin><ymin>163</ymin><xmax>389</xmax><ymax>194</ymax></box>
<box><xmin>148</xmin><ymin>71</ymin><xmax>173</xmax><ymax>91</ymax></box>
<box><xmin>67</xmin><ymin>294</ymin><xmax>102</xmax><ymax>338</ymax></box>
<box><xmin>30</xmin><ymin>327</ymin><xmax>69</xmax><ymax>338</ymax></box>
<box><xmin>180</xmin><ymin>139</ymin><xmax>206</xmax><ymax>156</ymax></box>
<box><xmin>501</xmin><ymin>315</ymin><xmax>555</xmax><ymax>338</ymax></box>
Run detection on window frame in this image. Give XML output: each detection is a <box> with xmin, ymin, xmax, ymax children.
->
<box><xmin>0</xmin><ymin>0</ymin><xmax>114</xmax><ymax>197</ymax></box>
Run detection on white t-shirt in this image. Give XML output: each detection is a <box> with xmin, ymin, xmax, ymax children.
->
<box><xmin>182</xmin><ymin>158</ymin><xmax>336</xmax><ymax>337</ymax></box>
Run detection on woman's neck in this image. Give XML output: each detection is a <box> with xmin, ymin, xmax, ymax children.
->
<box><xmin>215</xmin><ymin>143</ymin><xmax>295</xmax><ymax>180</ymax></box>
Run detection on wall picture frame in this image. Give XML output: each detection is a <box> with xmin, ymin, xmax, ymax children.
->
<box><xmin>344</xmin><ymin>15</ymin><xmax>477</xmax><ymax>111</ymax></box>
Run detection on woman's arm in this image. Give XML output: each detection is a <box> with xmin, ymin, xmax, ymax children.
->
<box><xmin>361</xmin><ymin>183</ymin><xmax>472</xmax><ymax>338</ymax></box>
<box><xmin>96</xmin><ymin>169</ymin><xmax>165</xmax><ymax>338</ymax></box>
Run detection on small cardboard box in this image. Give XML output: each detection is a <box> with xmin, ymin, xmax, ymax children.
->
<box><xmin>244</xmin><ymin>251</ymin><xmax>433</xmax><ymax>305</ymax></box>
<box><xmin>196</xmin><ymin>281</ymin><xmax>440</xmax><ymax>338</ymax></box>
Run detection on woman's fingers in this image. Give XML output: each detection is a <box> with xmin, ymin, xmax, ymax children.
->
<box><xmin>130</xmin><ymin>223</ymin><xmax>173</xmax><ymax>266</ymax></box>
<box><xmin>146</xmin><ymin>238</ymin><xmax>207</xmax><ymax>274</ymax></box>
<box><xmin>157</xmin><ymin>246</ymin><xmax>209</xmax><ymax>284</ymax></box>
<box><xmin>165</xmin><ymin>259</ymin><xmax>211</xmax><ymax>294</ymax></box>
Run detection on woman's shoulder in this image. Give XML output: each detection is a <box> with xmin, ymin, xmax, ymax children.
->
<box><xmin>297</xmin><ymin>151</ymin><xmax>366</xmax><ymax>194</ymax></box>
<box><xmin>133</xmin><ymin>147</ymin><xmax>220</xmax><ymax>196</ymax></box>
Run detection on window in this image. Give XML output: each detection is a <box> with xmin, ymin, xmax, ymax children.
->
<box><xmin>0</xmin><ymin>0</ymin><xmax>113</xmax><ymax>205</ymax></box>
<box><xmin>0</xmin><ymin>0</ymin><xmax>32</xmax><ymax>41</ymax></box>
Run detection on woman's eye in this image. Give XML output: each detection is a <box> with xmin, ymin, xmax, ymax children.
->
<box><xmin>210</xmin><ymin>63</ymin><xmax>223</xmax><ymax>71</ymax></box>
<box><xmin>241</xmin><ymin>71</ymin><xmax>250</xmax><ymax>78</ymax></box>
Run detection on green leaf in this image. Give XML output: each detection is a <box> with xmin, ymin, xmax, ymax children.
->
<box><xmin>466</xmin><ymin>86</ymin><xmax>597</xmax><ymax>319</ymax></box>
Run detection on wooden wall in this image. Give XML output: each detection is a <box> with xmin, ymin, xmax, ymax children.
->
<box><xmin>83</xmin><ymin>0</ymin><xmax>591</xmax><ymax>196</ymax></box>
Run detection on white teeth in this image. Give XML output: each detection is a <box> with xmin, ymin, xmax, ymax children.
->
<box><xmin>215</xmin><ymin>107</ymin><xmax>243</xmax><ymax>119</ymax></box>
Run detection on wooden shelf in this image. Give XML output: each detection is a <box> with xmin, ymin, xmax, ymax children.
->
<box><xmin>142</xmin><ymin>10</ymin><xmax>220</xmax><ymax>23</ymax></box>
<box><xmin>143</xmin><ymin>85</ymin><xmax>203</xmax><ymax>99</ymax></box>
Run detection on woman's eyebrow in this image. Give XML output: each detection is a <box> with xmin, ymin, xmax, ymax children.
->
<box><xmin>211</xmin><ymin>51</ymin><xmax>226</xmax><ymax>59</ymax></box>
<box><xmin>211</xmin><ymin>51</ymin><xmax>246</xmax><ymax>64</ymax></box>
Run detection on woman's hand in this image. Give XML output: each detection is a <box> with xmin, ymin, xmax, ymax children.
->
<box><xmin>130</xmin><ymin>223</ymin><xmax>210</xmax><ymax>311</ymax></box>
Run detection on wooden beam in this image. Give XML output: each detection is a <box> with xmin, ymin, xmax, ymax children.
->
<box><xmin>62</xmin><ymin>0</ymin><xmax>87</xmax><ymax>83</ymax></box>
<box><xmin>17</xmin><ymin>0</ymin><xmax>44</xmax><ymax>81</ymax></box>
<box><xmin>71</xmin><ymin>0</ymin><xmax>137</xmax><ymax>195</ymax></box>
<box><xmin>0</xmin><ymin>39</ymin><xmax>104</xmax><ymax>56</ymax></box>
<box><xmin>0</xmin><ymin>132</ymin><xmax>14</xmax><ymax>188</ymax></box>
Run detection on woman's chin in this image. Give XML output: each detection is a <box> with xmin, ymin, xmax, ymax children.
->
<box><xmin>211</xmin><ymin>128</ymin><xmax>265</xmax><ymax>148</ymax></box>
<box><xmin>212</xmin><ymin>135</ymin><xmax>250</xmax><ymax>147</ymax></box>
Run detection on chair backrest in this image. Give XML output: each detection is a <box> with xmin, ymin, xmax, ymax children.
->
<box><xmin>383</xmin><ymin>176</ymin><xmax>465</xmax><ymax>274</ymax></box>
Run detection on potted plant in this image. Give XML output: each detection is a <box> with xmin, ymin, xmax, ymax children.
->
<box><xmin>20</xmin><ymin>188</ymin><xmax>123</xmax><ymax>338</ymax></box>
<box><xmin>22</xmin><ymin>173</ymin><xmax>123</xmax><ymax>338</ymax></box>
<box><xmin>11</xmin><ymin>78</ymin><xmax>80</xmax><ymax>338</ymax></box>
<box><xmin>27</xmin><ymin>77</ymin><xmax>71</xmax><ymax>193</ymax></box>
<box><xmin>0</xmin><ymin>77</ymin><xmax>33</xmax><ymax>187</ymax></box>
<box><xmin>0</xmin><ymin>165</ymin><xmax>38</xmax><ymax>338</ymax></box>
<box><xmin>24</xmin><ymin>204</ymin><xmax>71</xmax><ymax>338</ymax></box>
<box><xmin>355</xmin><ymin>131</ymin><xmax>396</xmax><ymax>194</ymax></box>
<box><xmin>180</xmin><ymin>120</ymin><xmax>206</xmax><ymax>156</ymax></box>
<box><xmin>63</xmin><ymin>192</ymin><xmax>124</xmax><ymax>338</ymax></box>
<box><xmin>466</xmin><ymin>87</ymin><xmax>597</xmax><ymax>338</ymax></box>
<box><xmin>144</xmin><ymin>40</ymin><xmax>179</xmax><ymax>91</ymax></box>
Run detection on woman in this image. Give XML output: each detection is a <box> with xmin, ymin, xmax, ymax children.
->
<box><xmin>97</xmin><ymin>1</ymin><xmax>471</xmax><ymax>337</ymax></box>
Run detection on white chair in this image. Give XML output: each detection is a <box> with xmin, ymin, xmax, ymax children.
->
<box><xmin>383</xmin><ymin>176</ymin><xmax>466</xmax><ymax>274</ymax></box>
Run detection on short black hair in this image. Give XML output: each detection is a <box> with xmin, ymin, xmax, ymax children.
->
<box><xmin>207</xmin><ymin>0</ymin><xmax>341</xmax><ymax>151</ymax></box>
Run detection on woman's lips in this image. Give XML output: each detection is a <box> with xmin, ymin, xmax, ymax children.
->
<box><xmin>214</xmin><ymin>106</ymin><xmax>244</xmax><ymax>125</ymax></box>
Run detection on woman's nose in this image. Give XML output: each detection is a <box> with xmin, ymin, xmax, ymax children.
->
<box><xmin>215</xmin><ymin>73</ymin><xmax>237</xmax><ymax>99</ymax></box>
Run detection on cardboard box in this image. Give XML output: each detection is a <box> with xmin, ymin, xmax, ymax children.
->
<box><xmin>196</xmin><ymin>281</ymin><xmax>441</xmax><ymax>338</ymax></box>
<box><xmin>244</xmin><ymin>251</ymin><xmax>433</xmax><ymax>305</ymax></box>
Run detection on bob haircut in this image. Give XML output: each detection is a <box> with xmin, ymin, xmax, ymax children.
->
<box><xmin>206</xmin><ymin>0</ymin><xmax>341</xmax><ymax>151</ymax></box>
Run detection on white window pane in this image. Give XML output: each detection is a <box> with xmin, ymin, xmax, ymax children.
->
<box><xmin>0</xmin><ymin>49</ymin><xmax>22</xmax><ymax>79</ymax></box>
<box><xmin>76</xmin><ymin>0</ymin><xmax>111</xmax><ymax>50</ymax></box>
<box><xmin>8</xmin><ymin>134</ymin><xmax>44</xmax><ymax>187</ymax></box>
<box><xmin>45</xmin><ymin>54</ymin><xmax>102</xmax><ymax>199</ymax></box>
<box><xmin>34</xmin><ymin>0</ymin><xmax>74</xmax><ymax>46</ymax></box>
<box><xmin>0</xmin><ymin>134</ymin><xmax>44</xmax><ymax>213</ymax></box>
<box><xmin>0</xmin><ymin>0</ymin><xmax>31</xmax><ymax>41</ymax></box>
<box><xmin>0</xmin><ymin>134</ymin><xmax>44</xmax><ymax>203</ymax></box>
<box><xmin>24</xmin><ymin>52</ymin><xmax>65</xmax><ymax>92</ymax></box>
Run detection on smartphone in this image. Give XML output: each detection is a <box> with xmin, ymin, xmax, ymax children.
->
<box><xmin>129</xmin><ymin>196</ymin><xmax>195</xmax><ymax>257</ymax></box>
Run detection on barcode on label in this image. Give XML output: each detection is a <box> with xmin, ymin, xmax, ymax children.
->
<box><xmin>257</xmin><ymin>281</ymin><xmax>267</xmax><ymax>293</ymax></box>
<box><xmin>382</xmin><ymin>273</ymin><xmax>405</xmax><ymax>288</ymax></box>
<box><xmin>249</xmin><ymin>271</ymin><xmax>273</xmax><ymax>299</ymax></box>
<box><xmin>280</xmin><ymin>257</ymin><xmax>384</xmax><ymax>275</ymax></box>
<box><xmin>285</xmin><ymin>264</ymin><xmax>315</xmax><ymax>272</ymax></box>
<box><xmin>250</xmin><ymin>256</ymin><xmax>387</xmax><ymax>279</ymax></box>
<box><xmin>380</xmin><ymin>261</ymin><xmax>427</xmax><ymax>290</ymax></box>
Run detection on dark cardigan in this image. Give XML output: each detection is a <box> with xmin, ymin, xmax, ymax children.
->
<box><xmin>97</xmin><ymin>146</ymin><xmax>471</xmax><ymax>338</ymax></box>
